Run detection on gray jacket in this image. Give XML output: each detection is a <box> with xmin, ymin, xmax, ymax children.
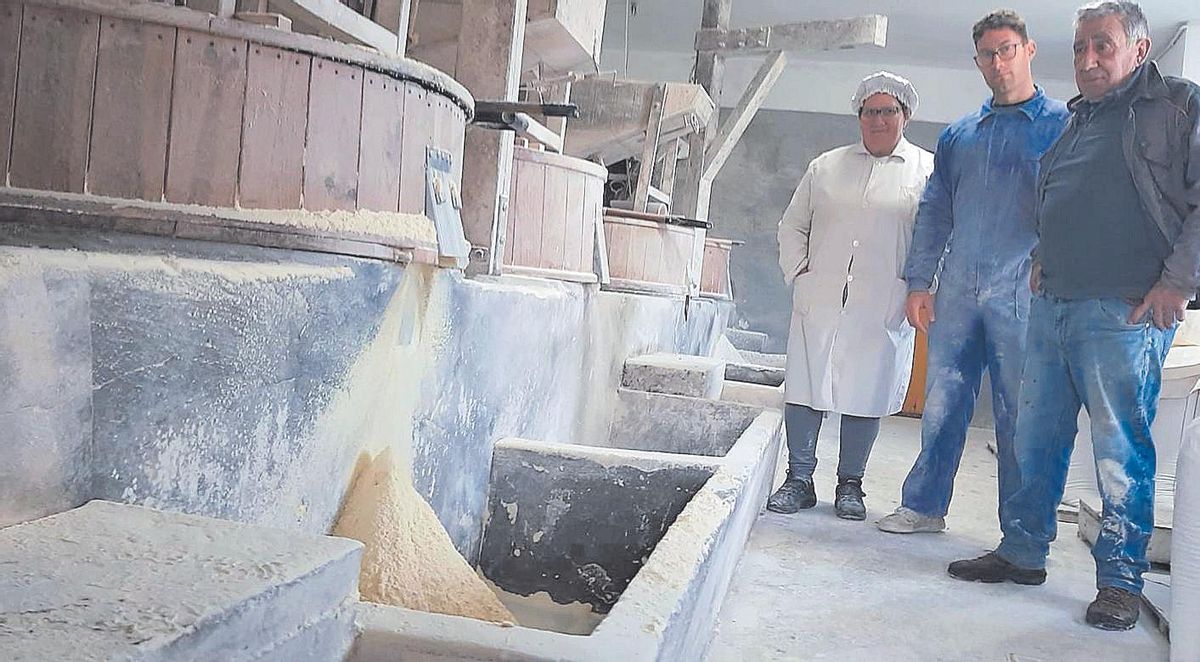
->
<box><xmin>1036</xmin><ymin>62</ymin><xmax>1200</xmax><ymax>293</ymax></box>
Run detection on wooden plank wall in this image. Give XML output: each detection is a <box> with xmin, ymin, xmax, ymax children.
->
<box><xmin>510</xmin><ymin>157</ymin><xmax>545</xmax><ymax>268</ymax></box>
<box><xmin>398</xmin><ymin>82</ymin><xmax>435</xmax><ymax>215</ymax></box>
<box><xmin>0</xmin><ymin>2</ymin><xmax>467</xmax><ymax>214</ymax></box>
<box><xmin>580</xmin><ymin>177</ymin><xmax>599</xmax><ymax>272</ymax></box>
<box><xmin>0</xmin><ymin>5</ymin><xmax>23</xmax><ymax>185</ymax></box>
<box><xmin>700</xmin><ymin>241</ymin><xmax>731</xmax><ymax>297</ymax></box>
<box><xmin>89</xmin><ymin>18</ymin><xmax>175</xmax><ymax>200</ymax></box>
<box><xmin>356</xmin><ymin>71</ymin><xmax>405</xmax><ymax>212</ymax></box>
<box><xmin>304</xmin><ymin>60</ymin><xmax>363</xmax><ymax>211</ymax></box>
<box><xmin>165</xmin><ymin>31</ymin><xmax>247</xmax><ymax>206</ymax></box>
<box><xmin>505</xmin><ymin>147</ymin><xmax>604</xmax><ymax>277</ymax></box>
<box><xmin>240</xmin><ymin>45</ymin><xmax>310</xmax><ymax>209</ymax></box>
<box><xmin>9</xmin><ymin>5</ymin><xmax>99</xmax><ymax>193</ymax></box>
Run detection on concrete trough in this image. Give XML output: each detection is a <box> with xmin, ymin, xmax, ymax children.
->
<box><xmin>351</xmin><ymin>401</ymin><xmax>783</xmax><ymax>661</ymax></box>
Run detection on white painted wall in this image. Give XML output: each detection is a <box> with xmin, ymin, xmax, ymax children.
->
<box><xmin>1157</xmin><ymin>22</ymin><xmax>1200</xmax><ymax>80</ymax></box>
<box><xmin>598</xmin><ymin>48</ymin><xmax>1078</xmax><ymax>124</ymax></box>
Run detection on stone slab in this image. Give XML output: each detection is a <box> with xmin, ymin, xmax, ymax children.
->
<box><xmin>0</xmin><ymin>500</ymin><xmax>362</xmax><ymax>662</ymax></box>
<box><xmin>735</xmin><ymin>349</ymin><xmax>787</xmax><ymax>369</ymax></box>
<box><xmin>607</xmin><ymin>388</ymin><xmax>764</xmax><ymax>457</ymax></box>
<box><xmin>724</xmin><ymin>362</ymin><xmax>785</xmax><ymax>388</ymax></box>
<box><xmin>250</xmin><ymin>600</ymin><xmax>357</xmax><ymax>661</ymax></box>
<box><xmin>621</xmin><ymin>352</ymin><xmax>725</xmax><ymax>399</ymax></box>
<box><xmin>724</xmin><ymin>329</ymin><xmax>766</xmax><ymax>353</ymax></box>
<box><xmin>720</xmin><ymin>380</ymin><xmax>784</xmax><ymax>410</ymax></box>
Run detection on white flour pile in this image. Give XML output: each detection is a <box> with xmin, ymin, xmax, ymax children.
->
<box><xmin>333</xmin><ymin>449</ymin><xmax>515</xmax><ymax>624</ymax></box>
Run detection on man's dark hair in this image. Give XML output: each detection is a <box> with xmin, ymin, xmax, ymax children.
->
<box><xmin>972</xmin><ymin>9</ymin><xmax>1030</xmax><ymax>45</ymax></box>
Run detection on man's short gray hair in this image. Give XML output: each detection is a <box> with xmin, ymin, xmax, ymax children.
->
<box><xmin>1075</xmin><ymin>1</ymin><xmax>1150</xmax><ymax>43</ymax></box>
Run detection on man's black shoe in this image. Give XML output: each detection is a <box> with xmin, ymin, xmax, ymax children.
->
<box><xmin>1085</xmin><ymin>587</ymin><xmax>1141</xmax><ymax>631</ymax></box>
<box><xmin>947</xmin><ymin>551</ymin><xmax>1046</xmax><ymax>585</ymax></box>
<box><xmin>834</xmin><ymin>477</ymin><xmax>866</xmax><ymax>520</ymax></box>
<box><xmin>766</xmin><ymin>474</ymin><xmax>816</xmax><ymax>513</ymax></box>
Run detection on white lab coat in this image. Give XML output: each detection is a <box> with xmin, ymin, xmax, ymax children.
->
<box><xmin>777</xmin><ymin>138</ymin><xmax>934</xmax><ymax>417</ymax></box>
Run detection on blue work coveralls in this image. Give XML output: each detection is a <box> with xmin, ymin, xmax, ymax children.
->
<box><xmin>899</xmin><ymin>88</ymin><xmax>1069</xmax><ymax>520</ymax></box>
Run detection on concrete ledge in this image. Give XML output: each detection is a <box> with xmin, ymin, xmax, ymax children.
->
<box><xmin>734</xmin><ymin>350</ymin><xmax>786</xmax><ymax>369</ymax></box>
<box><xmin>621</xmin><ymin>353</ymin><xmax>726</xmax><ymax>399</ymax></box>
<box><xmin>0</xmin><ymin>501</ymin><xmax>362</xmax><ymax>662</ymax></box>
<box><xmin>607</xmin><ymin>388</ymin><xmax>763</xmax><ymax>456</ymax></box>
<box><xmin>720</xmin><ymin>380</ymin><xmax>784</xmax><ymax>410</ymax></box>
<box><xmin>724</xmin><ymin>329</ymin><xmax>766</xmax><ymax>353</ymax></box>
<box><xmin>252</xmin><ymin>600</ymin><xmax>358</xmax><ymax>661</ymax></box>
<box><xmin>725</xmin><ymin>362</ymin><xmax>785</xmax><ymax>387</ymax></box>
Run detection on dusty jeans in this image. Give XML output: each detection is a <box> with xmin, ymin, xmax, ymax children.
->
<box><xmin>996</xmin><ymin>295</ymin><xmax>1173</xmax><ymax>593</ymax></box>
<box><xmin>899</xmin><ymin>287</ymin><xmax>1028</xmax><ymax>520</ymax></box>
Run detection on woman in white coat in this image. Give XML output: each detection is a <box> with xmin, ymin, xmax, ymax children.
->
<box><xmin>767</xmin><ymin>72</ymin><xmax>934</xmax><ymax>520</ymax></box>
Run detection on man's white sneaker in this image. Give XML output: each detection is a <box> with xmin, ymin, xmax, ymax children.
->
<box><xmin>876</xmin><ymin>506</ymin><xmax>946</xmax><ymax>534</ymax></box>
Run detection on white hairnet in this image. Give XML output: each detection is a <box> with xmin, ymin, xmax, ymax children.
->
<box><xmin>850</xmin><ymin>71</ymin><xmax>919</xmax><ymax>116</ymax></box>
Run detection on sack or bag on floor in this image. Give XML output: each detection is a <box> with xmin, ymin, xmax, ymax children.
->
<box><xmin>1171</xmin><ymin>420</ymin><xmax>1200</xmax><ymax>661</ymax></box>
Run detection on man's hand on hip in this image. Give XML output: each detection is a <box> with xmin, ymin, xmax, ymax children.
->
<box><xmin>1030</xmin><ymin>262</ymin><xmax>1043</xmax><ymax>295</ymax></box>
<box><xmin>1131</xmin><ymin>281</ymin><xmax>1191</xmax><ymax>329</ymax></box>
<box><xmin>906</xmin><ymin>291</ymin><xmax>935</xmax><ymax>333</ymax></box>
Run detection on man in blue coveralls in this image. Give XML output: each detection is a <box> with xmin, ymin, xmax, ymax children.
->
<box><xmin>877</xmin><ymin>10</ymin><xmax>1069</xmax><ymax>534</ymax></box>
<box><xmin>949</xmin><ymin>1</ymin><xmax>1200</xmax><ymax>631</ymax></box>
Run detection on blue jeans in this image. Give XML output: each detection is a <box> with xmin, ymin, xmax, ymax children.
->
<box><xmin>996</xmin><ymin>295</ymin><xmax>1173</xmax><ymax>593</ymax></box>
<box><xmin>901</xmin><ymin>289</ymin><xmax>1027</xmax><ymax>519</ymax></box>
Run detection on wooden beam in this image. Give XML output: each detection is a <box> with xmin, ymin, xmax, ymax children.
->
<box><xmin>407</xmin><ymin>0</ymin><xmax>420</xmax><ymax>49</ymax></box>
<box><xmin>633</xmin><ymin>83</ymin><xmax>666</xmax><ymax>212</ymax></box>
<box><xmin>674</xmin><ymin>0</ymin><xmax>730</xmax><ymax>220</ymax></box>
<box><xmin>370</xmin><ymin>0</ymin><xmax>411</xmax><ymax>53</ymax></box>
<box><xmin>702</xmin><ymin>50</ymin><xmax>785</xmax><ymax>183</ymax></box>
<box><xmin>267</xmin><ymin>0</ymin><xmax>399</xmax><ymax>52</ymax></box>
<box><xmin>695</xmin><ymin>15</ymin><xmax>887</xmax><ymax>55</ymax></box>
<box><xmin>234</xmin><ymin>12</ymin><xmax>292</xmax><ymax>30</ymax></box>
<box><xmin>456</xmin><ymin>0</ymin><xmax>527</xmax><ymax>274</ymax></box>
<box><xmin>657</xmin><ymin>138</ymin><xmax>682</xmax><ymax>202</ymax></box>
<box><xmin>188</xmin><ymin>0</ymin><xmax>236</xmax><ymax>18</ymax></box>
<box><xmin>512</xmin><ymin>113</ymin><xmax>563</xmax><ymax>153</ymax></box>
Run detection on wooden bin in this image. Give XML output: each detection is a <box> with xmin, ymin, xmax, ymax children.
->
<box><xmin>699</xmin><ymin>237</ymin><xmax>739</xmax><ymax>300</ymax></box>
<box><xmin>602</xmin><ymin>209</ymin><xmax>704</xmax><ymax>296</ymax></box>
<box><xmin>504</xmin><ymin>145</ymin><xmax>606</xmax><ymax>283</ymax></box>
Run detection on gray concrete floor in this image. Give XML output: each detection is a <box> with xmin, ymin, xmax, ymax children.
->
<box><xmin>708</xmin><ymin>416</ymin><xmax>1169</xmax><ymax>662</ymax></box>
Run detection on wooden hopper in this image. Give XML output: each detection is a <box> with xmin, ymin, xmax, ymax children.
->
<box><xmin>409</xmin><ymin>0</ymin><xmax>605</xmax><ymax>78</ymax></box>
<box><xmin>565</xmin><ymin>78</ymin><xmax>714</xmax><ymax>166</ymax></box>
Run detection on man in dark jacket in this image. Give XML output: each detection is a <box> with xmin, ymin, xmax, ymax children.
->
<box><xmin>946</xmin><ymin>0</ymin><xmax>1200</xmax><ymax>632</ymax></box>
